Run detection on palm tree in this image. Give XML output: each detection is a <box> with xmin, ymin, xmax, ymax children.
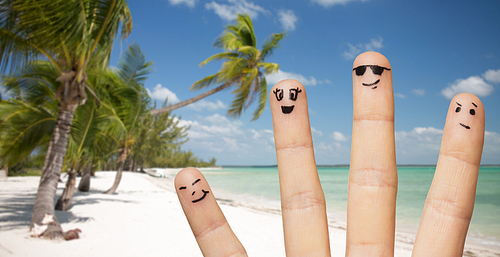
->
<box><xmin>0</xmin><ymin>0</ymin><xmax>132</xmax><ymax>239</ymax></box>
<box><xmin>55</xmin><ymin>87</ymin><xmax>105</xmax><ymax>211</ymax></box>
<box><xmin>0</xmin><ymin>61</ymin><xmax>60</xmax><ymax>169</ymax></box>
<box><xmin>132</xmin><ymin>100</ymin><xmax>188</xmax><ymax>172</ymax></box>
<box><xmin>150</xmin><ymin>13</ymin><xmax>285</xmax><ymax>121</ymax></box>
<box><xmin>100</xmin><ymin>43</ymin><xmax>152</xmax><ymax>194</ymax></box>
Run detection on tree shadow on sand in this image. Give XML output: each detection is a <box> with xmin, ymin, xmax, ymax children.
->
<box><xmin>0</xmin><ymin>187</ymin><xmax>137</xmax><ymax>231</ymax></box>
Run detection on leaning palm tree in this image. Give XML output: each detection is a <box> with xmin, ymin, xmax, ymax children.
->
<box><xmin>100</xmin><ymin>43</ymin><xmax>152</xmax><ymax>194</ymax></box>
<box><xmin>151</xmin><ymin>13</ymin><xmax>285</xmax><ymax>120</ymax></box>
<box><xmin>0</xmin><ymin>0</ymin><xmax>132</xmax><ymax>239</ymax></box>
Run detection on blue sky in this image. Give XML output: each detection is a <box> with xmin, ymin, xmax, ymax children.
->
<box><xmin>106</xmin><ymin>0</ymin><xmax>500</xmax><ymax>165</ymax></box>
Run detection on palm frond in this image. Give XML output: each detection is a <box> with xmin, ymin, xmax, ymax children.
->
<box><xmin>251</xmin><ymin>74</ymin><xmax>267</xmax><ymax>121</ymax></box>
<box><xmin>118</xmin><ymin>43</ymin><xmax>154</xmax><ymax>84</ymax></box>
<box><xmin>199</xmin><ymin>52</ymin><xmax>239</xmax><ymax>67</ymax></box>
<box><xmin>0</xmin><ymin>0</ymin><xmax>132</xmax><ymax>75</ymax></box>
<box><xmin>214</xmin><ymin>13</ymin><xmax>256</xmax><ymax>50</ymax></box>
<box><xmin>236</xmin><ymin>46</ymin><xmax>259</xmax><ymax>56</ymax></box>
<box><xmin>259</xmin><ymin>62</ymin><xmax>280</xmax><ymax>75</ymax></box>
<box><xmin>260</xmin><ymin>32</ymin><xmax>286</xmax><ymax>60</ymax></box>
<box><xmin>227</xmin><ymin>73</ymin><xmax>255</xmax><ymax>118</ymax></box>
<box><xmin>218</xmin><ymin>57</ymin><xmax>246</xmax><ymax>83</ymax></box>
<box><xmin>191</xmin><ymin>73</ymin><xmax>219</xmax><ymax>90</ymax></box>
<box><xmin>0</xmin><ymin>100</ymin><xmax>55</xmax><ymax>166</ymax></box>
<box><xmin>1</xmin><ymin>61</ymin><xmax>60</xmax><ymax>114</ymax></box>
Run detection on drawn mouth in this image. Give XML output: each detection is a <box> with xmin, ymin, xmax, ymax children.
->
<box><xmin>460</xmin><ymin>123</ymin><xmax>470</xmax><ymax>130</ymax></box>
<box><xmin>362</xmin><ymin>79</ymin><xmax>380</xmax><ymax>89</ymax></box>
<box><xmin>192</xmin><ymin>189</ymin><xmax>209</xmax><ymax>203</ymax></box>
<box><xmin>281</xmin><ymin>106</ymin><xmax>295</xmax><ymax>114</ymax></box>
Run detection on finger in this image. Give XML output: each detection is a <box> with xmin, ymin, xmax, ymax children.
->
<box><xmin>347</xmin><ymin>51</ymin><xmax>398</xmax><ymax>256</ymax></box>
<box><xmin>412</xmin><ymin>93</ymin><xmax>485</xmax><ymax>257</ymax></box>
<box><xmin>270</xmin><ymin>79</ymin><xmax>330</xmax><ymax>256</ymax></box>
<box><xmin>175</xmin><ymin>167</ymin><xmax>247</xmax><ymax>257</ymax></box>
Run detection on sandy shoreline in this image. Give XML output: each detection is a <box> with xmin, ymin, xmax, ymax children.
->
<box><xmin>0</xmin><ymin>171</ymin><xmax>498</xmax><ymax>256</ymax></box>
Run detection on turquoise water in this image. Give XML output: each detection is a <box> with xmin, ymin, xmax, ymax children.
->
<box><xmin>198</xmin><ymin>166</ymin><xmax>500</xmax><ymax>244</ymax></box>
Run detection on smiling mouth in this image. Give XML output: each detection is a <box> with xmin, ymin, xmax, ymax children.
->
<box><xmin>281</xmin><ymin>106</ymin><xmax>295</xmax><ymax>114</ymax></box>
<box><xmin>362</xmin><ymin>79</ymin><xmax>380</xmax><ymax>89</ymax></box>
<box><xmin>192</xmin><ymin>189</ymin><xmax>209</xmax><ymax>203</ymax></box>
<box><xmin>460</xmin><ymin>123</ymin><xmax>471</xmax><ymax>130</ymax></box>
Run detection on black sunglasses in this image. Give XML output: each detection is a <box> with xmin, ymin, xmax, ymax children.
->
<box><xmin>353</xmin><ymin>65</ymin><xmax>391</xmax><ymax>76</ymax></box>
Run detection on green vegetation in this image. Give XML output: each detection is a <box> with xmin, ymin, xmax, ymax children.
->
<box><xmin>0</xmin><ymin>0</ymin><xmax>282</xmax><ymax>240</ymax></box>
<box><xmin>150</xmin><ymin>13</ymin><xmax>285</xmax><ymax>120</ymax></box>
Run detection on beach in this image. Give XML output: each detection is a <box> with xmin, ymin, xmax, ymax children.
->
<box><xmin>0</xmin><ymin>170</ymin><xmax>499</xmax><ymax>257</ymax></box>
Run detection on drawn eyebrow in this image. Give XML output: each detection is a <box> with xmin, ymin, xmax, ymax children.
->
<box><xmin>192</xmin><ymin>179</ymin><xmax>201</xmax><ymax>186</ymax></box>
<box><xmin>456</xmin><ymin>102</ymin><xmax>462</xmax><ymax>106</ymax></box>
<box><xmin>472</xmin><ymin>102</ymin><xmax>477</xmax><ymax>107</ymax></box>
<box><xmin>179</xmin><ymin>186</ymin><xmax>187</xmax><ymax>190</ymax></box>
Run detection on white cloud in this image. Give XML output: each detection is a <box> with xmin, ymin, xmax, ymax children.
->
<box><xmin>441</xmin><ymin>76</ymin><xmax>494</xmax><ymax>99</ymax></box>
<box><xmin>205</xmin><ymin>0</ymin><xmax>269</xmax><ymax>21</ymax></box>
<box><xmin>168</xmin><ymin>0</ymin><xmax>197</xmax><ymax>8</ymax></box>
<box><xmin>311</xmin><ymin>0</ymin><xmax>369</xmax><ymax>8</ymax></box>
<box><xmin>484</xmin><ymin>131</ymin><xmax>500</xmax><ymax>163</ymax></box>
<box><xmin>395</xmin><ymin>93</ymin><xmax>406</xmax><ymax>99</ymax></box>
<box><xmin>311</xmin><ymin>127</ymin><xmax>323</xmax><ymax>137</ymax></box>
<box><xmin>395</xmin><ymin>127</ymin><xmax>500</xmax><ymax>165</ymax></box>
<box><xmin>483</xmin><ymin>69</ymin><xmax>500</xmax><ymax>83</ymax></box>
<box><xmin>342</xmin><ymin>37</ymin><xmax>384</xmax><ymax>60</ymax></box>
<box><xmin>187</xmin><ymin>99</ymin><xmax>227</xmax><ymax>112</ymax></box>
<box><xmin>177</xmin><ymin>113</ymin><xmax>276</xmax><ymax>164</ymax></box>
<box><xmin>412</xmin><ymin>89</ymin><xmax>426</xmax><ymax>96</ymax></box>
<box><xmin>147</xmin><ymin>84</ymin><xmax>180</xmax><ymax>103</ymax></box>
<box><xmin>278</xmin><ymin>9</ymin><xmax>298</xmax><ymax>31</ymax></box>
<box><xmin>395</xmin><ymin>127</ymin><xmax>444</xmax><ymax>164</ymax></box>
<box><xmin>266</xmin><ymin>70</ymin><xmax>318</xmax><ymax>86</ymax></box>
<box><xmin>332</xmin><ymin>131</ymin><xmax>348</xmax><ymax>142</ymax></box>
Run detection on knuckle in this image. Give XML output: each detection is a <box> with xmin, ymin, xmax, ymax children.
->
<box><xmin>282</xmin><ymin>190</ymin><xmax>325</xmax><ymax>212</ymax></box>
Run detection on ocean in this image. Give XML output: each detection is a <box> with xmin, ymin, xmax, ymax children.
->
<box><xmin>158</xmin><ymin>166</ymin><xmax>500</xmax><ymax>248</ymax></box>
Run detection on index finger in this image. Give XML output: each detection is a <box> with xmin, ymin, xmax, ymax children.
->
<box><xmin>270</xmin><ymin>79</ymin><xmax>331</xmax><ymax>256</ymax></box>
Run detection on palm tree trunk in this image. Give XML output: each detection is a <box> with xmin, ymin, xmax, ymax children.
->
<box><xmin>104</xmin><ymin>148</ymin><xmax>128</xmax><ymax>194</ymax></box>
<box><xmin>55</xmin><ymin>167</ymin><xmax>77</xmax><ymax>211</ymax></box>
<box><xmin>150</xmin><ymin>77</ymin><xmax>239</xmax><ymax>116</ymax></box>
<box><xmin>30</xmin><ymin>106</ymin><xmax>75</xmax><ymax>239</ymax></box>
<box><xmin>78</xmin><ymin>165</ymin><xmax>91</xmax><ymax>192</ymax></box>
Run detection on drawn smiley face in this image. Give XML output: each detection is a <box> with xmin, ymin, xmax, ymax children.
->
<box><xmin>179</xmin><ymin>178</ymin><xmax>210</xmax><ymax>203</ymax></box>
<box><xmin>455</xmin><ymin>101</ymin><xmax>477</xmax><ymax>129</ymax></box>
<box><xmin>353</xmin><ymin>65</ymin><xmax>391</xmax><ymax>89</ymax></box>
<box><xmin>273</xmin><ymin>87</ymin><xmax>302</xmax><ymax>114</ymax></box>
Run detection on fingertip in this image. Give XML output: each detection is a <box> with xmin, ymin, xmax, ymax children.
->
<box><xmin>269</xmin><ymin>79</ymin><xmax>311</xmax><ymax>149</ymax></box>
<box><xmin>353</xmin><ymin>51</ymin><xmax>391</xmax><ymax>70</ymax></box>
<box><xmin>442</xmin><ymin>93</ymin><xmax>485</xmax><ymax>165</ymax></box>
<box><xmin>352</xmin><ymin>51</ymin><xmax>394</xmax><ymax>120</ymax></box>
<box><xmin>174</xmin><ymin>167</ymin><xmax>201</xmax><ymax>191</ymax></box>
<box><xmin>269</xmin><ymin>79</ymin><xmax>307</xmax><ymax>115</ymax></box>
<box><xmin>175</xmin><ymin>167</ymin><xmax>213</xmax><ymax>206</ymax></box>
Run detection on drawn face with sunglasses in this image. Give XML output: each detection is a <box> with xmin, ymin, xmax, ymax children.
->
<box><xmin>353</xmin><ymin>65</ymin><xmax>391</xmax><ymax>89</ymax></box>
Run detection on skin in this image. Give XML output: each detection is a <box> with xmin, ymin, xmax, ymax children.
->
<box><xmin>175</xmin><ymin>51</ymin><xmax>485</xmax><ymax>257</ymax></box>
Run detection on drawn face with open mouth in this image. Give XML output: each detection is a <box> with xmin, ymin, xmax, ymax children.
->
<box><xmin>273</xmin><ymin>87</ymin><xmax>302</xmax><ymax>114</ymax></box>
<box><xmin>455</xmin><ymin>101</ymin><xmax>477</xmax><ymax>130</ymax></box>
<box><xmin>179</xmin><ymin>178</ymin><xmax>210</xmax><ymax>203</ymax></box>
<box><xmin>353</xmin><ymin>65</ymin><xmax>391</xmax><ymax>89</ymax></box>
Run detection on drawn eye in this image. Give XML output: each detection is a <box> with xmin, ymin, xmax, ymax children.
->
<box><xmin>289</xmin><ymin>87</ymin><xmax>302</xmax><ymax>101</ymax></box>
<box><xmin>372</xmin><ymin>65</ymin><xmax>385</xmax><ymax>75</ymax></box>
<box><xmin>273</xmin><ymin>88</ymin><xmax>284</xmax><ymax>101</ymax></box>
<box><xmin>455</xmin><ymin>107</ymin><xmax>461</xmax><ymax>113</ymax></box>
<box><xmin>470</xmin><ymin>109</ymin><xmax>475</xmax><ymax>115</ymax></box>
<box><xmin>354</xmin><ymin>66</ymin><xmax>367</xmax><ymax>76</ymax></box>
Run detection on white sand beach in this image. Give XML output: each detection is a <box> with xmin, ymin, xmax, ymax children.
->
<box><xmin>0</xmin><ymin>171</ymin><xmax>498</xmax><ymax>257</ymax></box>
